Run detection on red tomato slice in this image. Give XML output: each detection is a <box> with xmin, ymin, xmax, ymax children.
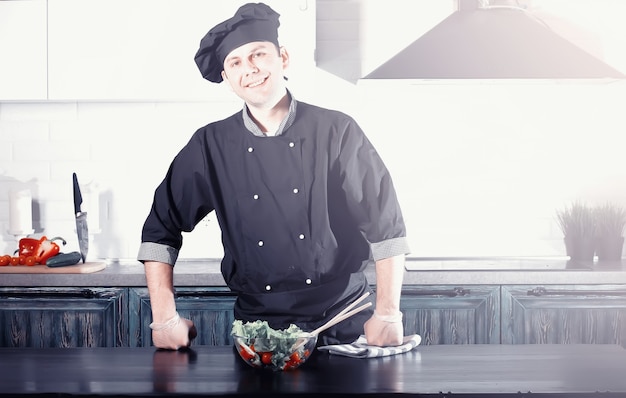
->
<box><xmin>239</xmin><ymin>348</ymin><xmax>255</xmax><ymax>361</ymax></box>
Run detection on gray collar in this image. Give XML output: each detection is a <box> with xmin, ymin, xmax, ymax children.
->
<box><xmin>242</xmin><ymin>91</ymin><xmax>297</xmax><ymax>137</ymax></box>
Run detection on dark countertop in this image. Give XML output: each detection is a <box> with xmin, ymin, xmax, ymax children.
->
<box><xmin>1</xmin><ymin>343</ymin><xmax>626</xmax><ymax>397</ymax></box>
<box><xmin>2</xmin><ymin>257</ymin><xmax>626</xmax><ymax>287</ymax></box>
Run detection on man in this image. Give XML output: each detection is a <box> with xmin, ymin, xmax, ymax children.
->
<box><xmin>138</xmin><ymin>2</ymin><xmax>410</xmax><ymax>350</ymax></box>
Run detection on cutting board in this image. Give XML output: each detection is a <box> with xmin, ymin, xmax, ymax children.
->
<box><xmin>0</xmin><ymin>262</ymin><xmax>106</xmax><ymax>274</ymax></box>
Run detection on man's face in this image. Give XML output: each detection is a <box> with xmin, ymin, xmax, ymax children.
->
<box><xmin>221</xmin><ymin>41</ymin><xmax>289</xmax><ymax>109</ymax></box>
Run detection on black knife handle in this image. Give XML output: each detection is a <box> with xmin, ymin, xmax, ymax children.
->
<box><xmin>46</xmin><ymin>252</ymin><xmax>82</xmax><ymax>267</ymax></box>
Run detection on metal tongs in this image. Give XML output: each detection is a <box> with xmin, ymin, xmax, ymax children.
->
<box><xmin>292</xmin><ymin>292</ymin><xmax>373</xmax><ymax>350</ymax></box>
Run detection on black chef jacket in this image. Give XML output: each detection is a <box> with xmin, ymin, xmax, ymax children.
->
<box><xmin>139</xmin><ymin>100</ymin><xmax>409</xmax><ymax>345</ymax></box>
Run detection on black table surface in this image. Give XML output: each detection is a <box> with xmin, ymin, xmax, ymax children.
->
<box><xmin>1</xmin><ymin>343</ymin><xmax>626</xmax><ymax>397</ymax></box>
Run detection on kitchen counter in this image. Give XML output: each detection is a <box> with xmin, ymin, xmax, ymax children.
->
<box><xmin>2</xmin><ymin>257</ymin><xmax>626</xmax><ymax>287</ymax></box>
<box><xmin>1</xmin><ymin>343</ymin><xmax>626</xmax><ymax>397</ymax></box>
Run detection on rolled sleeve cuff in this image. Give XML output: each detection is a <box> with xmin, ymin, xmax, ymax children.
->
<box><xmin>137</xmin><ymin>242</ymin><xmax>179</xmax><ymax>266</ymax></box>
<box><xmin>370</xmin><ymin>237</ymin><xmax>411</xmax><ymax>261</ymax></box>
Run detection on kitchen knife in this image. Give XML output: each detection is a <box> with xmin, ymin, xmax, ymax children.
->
<box><xmin>73</xmin><ymin>173</ymin><xmax>89</xmax><ymax>263</ymax></box>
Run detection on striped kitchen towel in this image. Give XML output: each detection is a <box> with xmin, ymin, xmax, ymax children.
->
<box><xmin>317</xmin><ymin>334</ymin><xmax>421</xmax><ymax>358</ymax></box>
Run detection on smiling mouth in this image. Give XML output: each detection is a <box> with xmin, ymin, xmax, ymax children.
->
<box><xmin>247</xmin><ymin>77</ymin><xmax>267</xmax><ymax>88</ymax></box>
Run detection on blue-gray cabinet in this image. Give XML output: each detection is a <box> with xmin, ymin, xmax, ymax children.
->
<box><xmin>129</xmin><ymin>285</ymin><xmax>500</xmax><ymax>347</ymax></box>
<box><xmin>129</xmin><ymin>287</ymin><xmax>236</xmax><ymax>347</ymax></box>
<box><xmin>401</xmin><ymin>285</ymin><xmax>500</xmax><ymax>344</ymax></box>
<box><xmin>501</xmin><ymin>285</ymin><xmax>626</xmax><ymax>346</ymax></box>
<box><xmin>3</xmin><ymin>284</ymin><xmax>626</xmax><ymax>348</ymax></box>
<box><xmin>0</xmin><ymin>287</ymin><xmax>128</xmax><ymax>347</ymax></box>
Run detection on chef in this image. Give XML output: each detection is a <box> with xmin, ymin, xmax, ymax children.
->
<box><xmin>138</xmin><ymin>2</ymin><xmax>410</xmax><ymax>350</ymax></box>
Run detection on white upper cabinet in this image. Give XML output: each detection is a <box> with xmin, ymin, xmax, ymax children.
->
<box><xmin>47</xmin><ymin>0</ymin><xmax>315</xmax><ymax>101</ymax></box>
<box><xmin>0</xmin><ymin>0</ymin><xmax>48</xmax><ymax>100</ymax></box>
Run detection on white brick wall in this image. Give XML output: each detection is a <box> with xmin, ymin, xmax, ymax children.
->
<box><xmin>1</xmin><ymin>1</ymin><xmax>626</xmax><ymax>261</ymax></box>
<box><xmin>3</xmin><ymin>79</ymin><xmax>626</xmax><ymax>260</ymax></box>
<box><xmin>0</xmin><ymin>100</ymin><xmax>241</xmax><ymax>260</ymax></box>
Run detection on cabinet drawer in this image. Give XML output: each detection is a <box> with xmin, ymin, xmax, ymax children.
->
<box><xmin>399</xmin><ymin>285</ymin><xmax>500</xmax><ymax>344</ymax></box>
<box><xmin>502</xmin><ymin>285</ymin><xmax>626</xmax><ymax>345</ymax></box>
<box><xmin>0</xmin><ymin>287</ymin><xmax>128</xmax><ymax>348</ymax></box>
<box><xmin>129</xmin><ymin>287</ymin><xmax>236</xmax><ymax>347</ymax></box>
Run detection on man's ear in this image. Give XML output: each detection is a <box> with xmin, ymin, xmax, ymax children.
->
<box><xmin>279</xmin><ymin>46</ymin><xmax>290</xmax><ymax>69</ymax></box>
<box><xmin>221</xmin><ymin>70</ymin><xmax>236</xmax><ymax>91</ymax></box>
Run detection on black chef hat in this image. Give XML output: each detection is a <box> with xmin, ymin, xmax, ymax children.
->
<box><xmin>194</xmin><ymin>3</ymin><xmax>281</xmax><ymax>83</ymax></box>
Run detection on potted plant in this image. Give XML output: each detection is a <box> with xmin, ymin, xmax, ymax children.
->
<box><xmin>594</xmin><ymin>202</ymin><xmax>626</xmax><ymax>262</ymax></box>
<box><xmin>556</xmin><ymin>201</ymin><xmax>596</xmax><ymax>262</ymax></box>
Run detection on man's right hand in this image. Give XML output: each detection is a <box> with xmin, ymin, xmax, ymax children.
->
<box><xmin>151</xmin><ymin>314</ymin><xmax>198</xmax><ymax>350</ymax></box>
<box><xmin>144</xmin><ymin>261</ymin><xmax>197</xmax><ymax>350</ymax></box>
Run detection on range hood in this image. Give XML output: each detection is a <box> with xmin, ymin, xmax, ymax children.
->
<box><xmin>364</xmin><ymin>4</ymin><xmax>625</xmax><ymax>80</ymax></box>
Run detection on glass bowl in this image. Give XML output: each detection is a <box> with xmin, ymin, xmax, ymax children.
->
<box><xmin>233</xmin><ymin>333</ymin><xmax>317</xmax><ymax>371</ymax></box>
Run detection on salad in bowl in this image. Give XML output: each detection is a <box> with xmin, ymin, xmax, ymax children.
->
<box><xmin>231</xmin><ymin>320</ymin><xmax>316</xmax><ymax>371</ymax></box>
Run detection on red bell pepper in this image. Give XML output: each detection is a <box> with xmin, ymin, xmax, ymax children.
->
<box><xmin>16</xmin><ymin>236</ymin><xmax>67</xmax><ymax>265</ymax></box>
<box><xmin>17</xmin><ymin>237</ymin><xmax>40</xmax><ymax>257</ymax></box>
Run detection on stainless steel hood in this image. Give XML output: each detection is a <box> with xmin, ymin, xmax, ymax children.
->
<box><xmin>363</xmin><ymin>5</ymin><xmax>625</xmax><ymax>80</ymax></box>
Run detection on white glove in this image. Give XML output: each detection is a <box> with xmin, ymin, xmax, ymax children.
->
<box><xmin>150</xmin><ymin>312</ymin><xmax>197</xmax><ymax>350</ymax></box>
<box><xmin>364</xmin><ymin>310</ymin><xmax>404</xmax><ymax>346</ymax></box>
